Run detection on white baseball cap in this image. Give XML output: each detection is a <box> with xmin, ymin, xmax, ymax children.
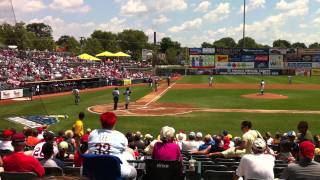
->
<box><xmin>252</xmin><ymin>138</ymin><xmax>266</xmax><ymax>152</ymax></box>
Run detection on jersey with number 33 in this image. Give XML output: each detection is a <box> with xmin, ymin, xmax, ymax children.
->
<box><xmin>88</xmin><ymin>129</ymin><xmax>128</xmax><ymax>156</ymax></box>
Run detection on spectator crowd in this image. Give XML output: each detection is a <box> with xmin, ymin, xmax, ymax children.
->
<box><xmin>0</xmin><ymin>49</ymin><xmax>152</xmax><ymax>90</ymax></box>
<box><xmin>0</xmin><ymin>112</ymin><xmax>320</xmax><ymax>179</ymax></box>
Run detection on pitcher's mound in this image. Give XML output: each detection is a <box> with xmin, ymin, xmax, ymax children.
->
<box><xmin>241</xmin><ymin>93</ymin><xmax>288</xmax><ymax>99</ymax></box>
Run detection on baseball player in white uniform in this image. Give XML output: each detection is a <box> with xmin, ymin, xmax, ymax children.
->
<box><xmin>123</xmin><ymin>87</ymin><xmax>132</xmax><ymax>110</ymax></box>
<box><xmin>208</xmin><ymin>75</ymin><xmax>213</xmax><ymax>87</ymax></box>
<box><xmin>72</xmin><ymin>88</ymin><xmax>80</xmax><ymax>105</ymax></box>
<box><xmin>260</xmin><ymin>80</ymin><xmax>265</xmax><ymax>95</ymax></box>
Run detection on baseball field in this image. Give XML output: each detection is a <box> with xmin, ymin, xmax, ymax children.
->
<box><xmin>1</xmin><ymin>75</ymin><xmax>320</xmax><ymax>137</ymax></box>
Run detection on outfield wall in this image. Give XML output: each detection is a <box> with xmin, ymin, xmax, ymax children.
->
<box><xmin>187</xmin><ymin>48</ymin><xmax>320</xmax><ymax>76</ymax></box>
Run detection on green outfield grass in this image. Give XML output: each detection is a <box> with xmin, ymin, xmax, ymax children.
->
<box><xmin>159</xmin><ymin>89</ymin><xmax>320</xmax><ymax>110</ymax></box>
<box><xmin>1</xmin><ymin>75</ymin><xmax>320</xmax><ymax>137</ymax></box>
<box><xmin>0</xmin><ymin>86</ymin><xmax>151</xmax><ymax>132</ymax></box>
<box><xmin>178</xmin><ymin>75</ymin><xmax>320</xmax><ymax>84</ymax></box>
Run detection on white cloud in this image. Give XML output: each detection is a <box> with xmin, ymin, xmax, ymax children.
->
<box><xmin>168</xmin><ymin>18</ymin><xmax>202</xmax><ymax>33</ymax></box>
<box><xmin>316</xmin><ymin>8</ymin><xmax>320</xmax><ymax>14</ymax></box>
<box><xmin>204</xmin><ymin>2</ymin><xmax>230</xmax><ymax>22</ymax></box>
<box><xmin>0</xmin><ymin>0</ymin><xmax>46</xmax><ymax>13</ymax></box>
<box><xmin>153</xmin><ymin>14</ymin><xmax>169</xmax><ymax>25</ymax></box>
<box><xmin>29</xmin><ymin>16</ymin><xmax>95</xmax><ymax>39</ymax></box>
<box><xmin>120</xmin><ymin>0</ymin><xmax>148</xmax><ymax>16</ymax></box>
<box><xmin>154</xmin><ymin>0</ymin><xmax>188</xmax><ymax>12</ymax></box>
<box><xmin>98</xmin><ymin>17</ymin><xmax>128</xmax><ymax>33</ymax></box>
<box><xmin>49</xmin><ymin>0</ymin><xmax>91</xmax><ymax>13</ymax></box>
<box><xmin>194</xmin><ymin>1</ymin><xmax>211</xmax><ymax>13</ymax></box>
<box><xmin>276</xmin><ymin>0</ymin><xmax>309</xmax><ymax>16</ymax></box>
<box><xmin>239</xmin><ymin>0</ymin><xmax>266</xmax><ymax>13</ymax></box>
<box><xmin>313</xmin><ymin>17</ymin><xmax>320</xmax><ymax>24</ymax></box>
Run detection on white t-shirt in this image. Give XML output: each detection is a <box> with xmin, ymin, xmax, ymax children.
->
<box><xmin>88</xmin><ymin>129</ymin><xmax>128</xmax><ymax>156</ymax></box>
<box><xmin>0</xmin><ymin>140</ymin><xmax>14</xmax><ymax>152</ymax></box>
<box><xmin>32</xmin><ymin>142</ymin><xmax>59</xmax><ymax>159</ymax></box>
<box><xmin>266</xmin><ymin>137</ymin><xmax>273</xmax><ymax>146</ymax></box>
<box><xmin>181</xmin><ymin>140</ymin><xmax>201</xmax><ymax>152</ymax></box>
<box><xmin>236</xmin><ymin>153</ymin><xmax>275</xmax><ymax>180</ymax></box>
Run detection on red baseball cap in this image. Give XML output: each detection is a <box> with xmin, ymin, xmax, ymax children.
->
<box><xmin>11</xmin><ymin>133</ymin><xmax>26</xmax><ymax>142</ymax></box>
<box><xmin>2</xmin><ymin>129</ymin><xmax>14</xmax><ymax>139</ymax></box>
<box><xmin>300</xmin><ymin>141</ymin><xmax>315</xmax><ymax>159</ymax></box>
<box><xmin>100</xmin><ymin>112</ymin><xmax>117</xmax><ymax>128</ymax></box>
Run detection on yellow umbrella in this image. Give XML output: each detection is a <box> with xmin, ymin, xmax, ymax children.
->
<box><xmin>114</xmin><ymin>52</ymin><xmax>131</xmax><ymax>57</ymax></box>
<box><xmin>96</xmin><ymin>51</ymin><xmax>115</xmax><ymax>57</ymax></box>
<box><xmin>78</xmin><ymin>53</ymin><xmax>101</xmax><ymax>61</ymax></box>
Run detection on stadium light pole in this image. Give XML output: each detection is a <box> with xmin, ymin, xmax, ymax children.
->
<box><xmin>242</xmin><ymin>0</ymin><xmax>246</xmax><ymax>49</ymax></box>
<box><xmin>10</xmin><ymin>0</ymin><xmax>17</xmax><ymax>25</ymax></box>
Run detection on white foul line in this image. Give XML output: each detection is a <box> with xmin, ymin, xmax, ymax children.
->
<box><xmin>144</xmin><ymin>82</ymin><xmax>176</xmax><ymax>107</ymax></box>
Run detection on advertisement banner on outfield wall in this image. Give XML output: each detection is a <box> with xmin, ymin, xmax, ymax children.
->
<box><xmin>301</xmin><ymin>55</ymin><xmax>312</xmax><ymax>62</ymax></box>
<box><xmin>255</xmin><ymin>55</ymin><xmax>269</xmax><ymax>61</ymax></box>
<box><xmin>190</xmin><ymin>55</ymin><xmax>215</xmax><ymax>67</ymax></box>
<box><xmin>269</xmin><ymin>48</ymin><xmax>287</xmax><ymax>55</ymax></box>
<box><xmin>312</xmin><ymin>62</ymin><xmax>320</xmax><ymax>68</ymax></box>
<box><xmin>269</xmin><ymin>55</ymin><xmax>284</xmax><ymax>69</ymax></box>
<box><xmin>295</xmin><ymin>69</ymin><xmax>311</xmax><ymax>76</ymax></box>
<box><xmin>215</xmin><ymin>62</ymin><xmax>254</xmax><ymax>69</ymax></box>
<box><xmin>241</xmin><ymin>55</ymin><xmax>255</xmax><ymax>62</ymax></box>
<box><xmin>312</xmin><ymin>55</ymin><xmax>320</xmax><ymax>62</ymax></box>
<box><xmin>286</xmin><ymin>62</ymin><xmax>312</xmax><ymax>69</ymax></box>
<box><xmin>229</xmin><ymin>55</ymin><xmax>242</xmax><ymax>62</ymax></box>
<box><xmin>189</xmin><ymin>48</ymin><xmax>202</xmax><ymax>55</ymax></box>
<box><xmin>254</xmin><ymin>61</ymin><xmax>269</xmax><ymax>69</ymax></box>
<box><xmin>215</xmin><ymin>48</ymin><xmax>241</xmax><ymax>55</ymax></box>
<box><xmin>286</xmin><ymin>48</ymin><xmax>300</xmax><ymax>62</ymax></box>
<box><xmin>311</xmin><ymin>69</ymin><xmax>320</xmax><ymax>76</ymax></box>
<box><xmin>242</xmin><ymin>48</ymin><xmax>269</xmax><ymax>55</ymax></box>
<box><xmin>217</xmin><ymin>69</ymin><xmax>270</xmax><ymax>75</ymax></box>
<box><xmin>215</xmin><ymin>55</ymin><xmax>229</xmax><ymax>62</ymax></box>
<box><xmin>298</xmin><ymin>49</ymin><xmax>320</xmax><ymax>55</ymax></box>
<box><xmin>0</xmin><ymin>89</ymin><xmax>23</xmax><ymax>100</ymax></box>
<box><xmin>202</xmin><ymin>48</ymin><xmax>215</xmax><ymax>55</ymax></box>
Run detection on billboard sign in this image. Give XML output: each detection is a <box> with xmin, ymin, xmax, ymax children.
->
<box><xmin>242</xmin><ymin>48</ymin><xmax>269</xmax><ymax>55</ymax></box>
<box><xmin>269</xmin><ymin>48</ymin><xmax>287</xmax><ymax>55</ymax></box>
<box><xmin>269</xmin><ymin>55</ymin><xmax>284</xmax><ymax>69</ymax></box>
<box><xmin>255</xmin><ymin>55</ymin><xmax>269</xmax><ymax>61</ymax></box>
<box><xmin>215</xmin><ymin>62</ymin><xmax>254</xmax><ymax>69</ymax></box>
<box><xmin>189</xmin><ymin>48</ymin><xmax>202</xmax><ymax>55</ymax></box>
<box><xmin>254</xmin><ymin>61</ymin><xmax>269</xmax><ymax>69</ymax></box>
<box><xmin>215</xmin><ymin>48</ymin><xmax>241</xmax><ymax>55</ymax></box>
<box><xmin>241</xmin><ymin>55</ymin><xmax>255</xmax><ymax>62</ymax></box>
<box><xmin>286</xmin><ymin>62</ymin><xmax>312</xmax><ymax>69</ymax></box>
<box><xmin>215</xmin><ymin>55</ymin><xmax>229</xmax><ymax>62</ymax></box>
<box><xmin>202</xmin><ymin>48</ymin><xmax>215</xmax><ymax>55</ymax></box>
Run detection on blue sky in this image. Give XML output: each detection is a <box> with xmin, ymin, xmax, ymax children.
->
<box><xmin>0</xmin><ymin>0</ymin><xmax>320</xmax><ymax>47</ymax></box>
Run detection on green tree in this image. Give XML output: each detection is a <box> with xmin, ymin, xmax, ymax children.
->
<box><xmin>237</xmin><ymin>37</ymin><xmax>260</xmax><ymax>48</ymax></box>
<box><xmin>160</xmin><ymin>37</ymin><xmax>180</xmax><ymax>53</ymax></box>
<box><xmin>273</xmin><ymin>39</ymin><xmax>291</xmax><ymax>48</ymax></box>
<box><xmin>26</xmin><ymin>23</ymin><xmax>52</xmax><ymax>38</ymax></box>
<box><xmin>201</xmin><ymin>42</ymin><xmax>214</xmax><ymax>48</ymax></box>
<box><xmin>56</xmin><ymin>35</ymin><xmax>80</xmax><ymax>54</ymax></box>
<box><xmin>33</xmin><ymin>37</ymin><xmax>56</xmax><ymax>51</ymax></box>
<box><xmin>292</xmin><ymin>42</ymin><xmax>306</xmax><ymax>48</ymax></box>
<box><xmin>83</xmin><ymin>38</ymin><xmax>103</xmax><ymax>55</ymax></box>
<box><xmin>309</xmin><ymin>43</ymin><xmax>320</xmax><ymax>48</ymax></box>
<box><xmin>90</xmin><ymin>30</ymin><xmax>119</xmax><ymax>52</ymax></box>
<box><xmin>118</xmin><ymin>29</ymin><xmax>148</xmax><ymax>60</ymax></box>
<box><xmin>165</xmin><ymin>47</ymin><xmax>179</xmax><ymax>65</ymax></box>
<box><xmin>213</xmin><ymin>37</ymin><xmax>236</xmax><ymax>48</ymax></box>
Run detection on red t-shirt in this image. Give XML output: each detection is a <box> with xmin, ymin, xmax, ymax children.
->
<box><xmin>74</xmin><ymin>151</ymin><xmax>83</xmax><ymax>167</ymax></box>
<box><xmin>3</xmin><ymin>152</ymin><xmax>45</xmax><ymax>177</ymax></box>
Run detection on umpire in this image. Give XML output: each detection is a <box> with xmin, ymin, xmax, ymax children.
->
<box><xmin>112</xmin><ymin>87</ymin><xmax>120</xmax><ymax>110</ymax></box>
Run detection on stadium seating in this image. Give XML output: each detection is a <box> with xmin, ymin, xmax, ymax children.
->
<box><xmin>203</xmin><ymin>170</ymin><xmax>235</xmax><ymax>180</ymax></box>
<box><xmin>44</xmin><ymin>167</ymin><xmax>63</xmax><ymax>176</ymax></box>
<box><xmin>63</xmin><ymin>167</ymin><xmax>81</xmax><ymax>176</ymax></box>
<box><xmin>144</xmin><ymin>159</ymin><xmax>183</xmax><ymax>180</ymax></box>
<box><xmin>82</xmin><ymin>154</ymin><xmax>122</xmax><ymax>180</ymax></box>
<box><xmin>0</xmin><ymin>172</ymin><xmax>38</xmax><ymax>180</ymax></box>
